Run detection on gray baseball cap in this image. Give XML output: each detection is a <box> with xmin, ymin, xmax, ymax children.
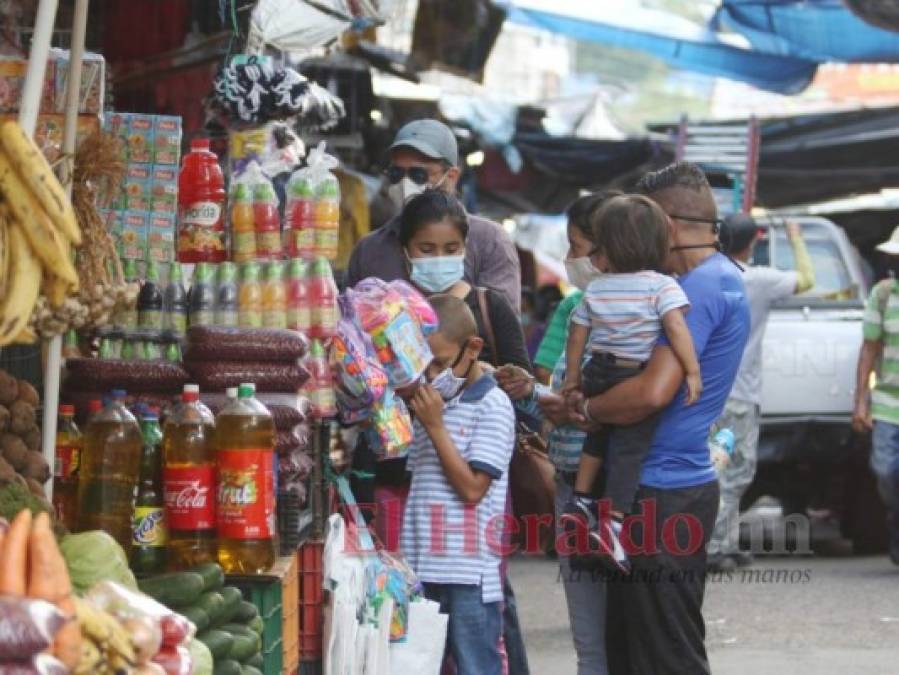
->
<box><xmin>389</xmin><ymin>119</ymin><xmax>459</xmax><ymax>166</ymax></box>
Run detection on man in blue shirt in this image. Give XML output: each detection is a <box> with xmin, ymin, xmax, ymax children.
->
<box><xmin>580</xmin><ymin>163</ymin><xmax>750</xmax><ymax>675</ymax></box>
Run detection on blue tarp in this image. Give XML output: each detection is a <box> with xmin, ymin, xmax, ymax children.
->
<box><xmin>713</xmin><ymin>0</ymin><xmax>899</xmax><ymax>62</ymax></box>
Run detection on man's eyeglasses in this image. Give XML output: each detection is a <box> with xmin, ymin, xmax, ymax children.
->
<box><xmin>385</xmin><ymin>165</ymin><xmax>431</xmax><ymax>186</ymax></box>
<box><xmin>668</xmin><ymin>213</ymin><xmax>725</xmax><ymax>232</ymax></box>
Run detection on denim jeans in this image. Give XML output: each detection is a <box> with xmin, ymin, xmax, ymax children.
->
<box><xmin>871</xmin><ymin>421</ymin><xmax>899</xmax><ymax>558</ymax></box>
<box><xmin>555</xmin><ymin>477</ymin><xmax>609</xmax><ymax>675</ymax></box>
<box><xmin>423</xmin><ymin>583</ymin><xmax>503</xmax><ymax>675</ymax></box>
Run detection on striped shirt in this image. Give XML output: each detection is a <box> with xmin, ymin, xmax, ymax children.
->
<box><xmin>534</xmin><ymin>291</ymin><xmax>583</xmax><ymax>371</ymax></box>
<box><xmin>401</xmin><ymin>375</ymin><xmax>515</xmax><ymax>603</ymax></box>
<box><xmin>863</xmin><ymin>279</ymin><xmax>899</xmax><ymax>424</ymax></box>
<box><xmin>572</xmin><ymin>271</ymin><xmax>690</xmax><ymax>361</ymax></box>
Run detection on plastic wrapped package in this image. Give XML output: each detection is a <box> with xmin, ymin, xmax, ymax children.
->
<box><xmin>185</xmin><ymin>326</ymin><xmax>308</xmax><ymax>362</ymax></box>
<box><xmin>0</xmin><ymin>597</ymin><xmax>65</xmax><ymax>660</ymax></box>
<box><xmin>229</xmin><ymin>160</ymin><xmax>282</xmax><ymax>261</ymax></box>
<box><xmin>186</xmin><ymin>360</ymin><xmax>310</xmax><ymax>392</ymax></box>
<box><xmin>0</xmin><ymin>654</ymin><xmax>68</xmax><ymax>675</ymax></box>
<box><xmin>278</xmin><ymin>447</ymin><xmax>314</xmax><ymax>482</ymax></box>
<box><xmin>364</xmin><ymin>549</ymin><xmax>423</xmax><ymax>644</ymax></box>
<box><xmin>64</xmin><ymin>359</ymin><xmax>189</xmax><ymax>394</ymax></box>
<box><xmin>331</xmin><ymin>296</ymin><xmax>387</xmax><ymax>425</ymax></box>
<box><xmin>364</xmin><ymin>389</ymin><xmax>413</xmax><ymax>461</ymax></box>
<box><xmin>284</xmin><ymin>142</ymin><xmax>340</xmax><ymax>260</ymax></box>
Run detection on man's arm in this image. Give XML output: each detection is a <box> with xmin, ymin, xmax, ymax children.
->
<box><xmin>853</xmin><ymin>340</ymin><xmax>880</xmax><ymax>433</ymax></box>
<box><xmin>474</xmin><ymin>217</ymin><xmax>522</xmax><ymax>312</ymax></box>
<box><xmin>583</xmin><ymin>344</ymin><xmax>684</xmax><ymax>426</ymax></box>
<box><xmin>786</xmin><ymin>221</ymin><xmax>815</xmax><ymax>293</ymax></box>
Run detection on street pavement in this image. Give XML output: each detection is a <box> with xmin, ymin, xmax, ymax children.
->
<box><xmin>511</xmin><ymin>529</ymin><xmax>899</xmax><ymax>674</ymax></box>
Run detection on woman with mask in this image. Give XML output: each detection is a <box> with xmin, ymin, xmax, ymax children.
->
<box><xmin>497</xmin><ymin>191</ymin><xmax>621</xmax><ymax>675</ymax></box>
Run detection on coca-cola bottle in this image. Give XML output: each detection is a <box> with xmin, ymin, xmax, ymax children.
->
<box><xmin>163</xmin><ymin>384</ymin><xmax>217</xmax><ymax>570</ymax></box>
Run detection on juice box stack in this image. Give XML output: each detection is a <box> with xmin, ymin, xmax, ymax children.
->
<box><xmin>100</xmin><ymin>112</ymin><xmax>183</xmax><ymax>264</ymax></box>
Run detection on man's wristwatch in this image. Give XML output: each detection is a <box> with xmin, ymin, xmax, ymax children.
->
<box><xmin>580</xmin><ymin>398</ymin><xmax>593</xmax><ymax>422</ymax></box>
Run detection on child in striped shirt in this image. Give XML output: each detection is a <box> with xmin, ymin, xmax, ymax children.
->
<box><xmin>560</xmin><ymin>194</ymin><xmax>701</xmax><ymax>573</ymax></box>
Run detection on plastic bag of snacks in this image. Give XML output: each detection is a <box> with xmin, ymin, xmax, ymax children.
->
<box><xmin>364</xmin><ymin>388</ymin><xmax>413</xmax><ymax>460</ymax></box>
<box><xmin>390</xmin><ymin>280</ymin><xmax>438</xmax><ymax>336</ymax></box>
<box><xmin>229</xmin><ymin>161</ymin><xmax>282</xmax><ymax>262</ymax></box>
<box><xmin>332</xmin><ymin>296</ymin><xmax>388</xmax><ymax>424</ymax></box>
<box><xmin>364</xmin><ymin>549</ymin><xmax>423</xmax><ymax>644</ymax></box>
<box><xmin>284</xmin><ymin>142</ymin><xmax>340</xmax><ymax>260</ymax></box>
<box><xmin>348</xmin><ymin>278</ymin><xmax>433</xmax><ymax>389</ymax></box>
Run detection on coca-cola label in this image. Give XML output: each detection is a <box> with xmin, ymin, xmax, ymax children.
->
<box><xmin>216</xmin><ymin>449</ymin><xmax>274</xmax><ymax>540</ymax></box>
<box><xmin>164</xmin><ymin>465</ymin><xmax>216</xmax><ymax>530</ymax></box>
<box><xmin>54</xmin><ymin>445</ymin><xmax>79</xmax><ymax>480</ymax></box>
<box><xmin>133</xmin><ymin>507</ymin><xmax>168</xmax><ymax>547</ymax></box>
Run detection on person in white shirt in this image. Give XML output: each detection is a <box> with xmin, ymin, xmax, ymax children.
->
<box><xmin>707</xmin><ymin>215</ymin><xmax>815</xmax><ymax>572</ymax></box>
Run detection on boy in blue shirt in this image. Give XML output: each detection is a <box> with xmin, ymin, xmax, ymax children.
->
<box><xmin>402</xmin><ymin>294</ymin><xmax>516</xmax><ymax>675</ymax></box>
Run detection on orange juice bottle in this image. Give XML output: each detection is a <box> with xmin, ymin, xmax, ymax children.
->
<box><xmin>216</xmin><ymin>383</ymin><xmax>276</xmax><ymax>574</ymax></box>
<box><xmin>261</xmin><ymin>261</ymin><xmax>287</xmax><ymax>329</ymax></box>
<box><xmin>238</xmin><ymin>262</ymin><xmax>262</xmax><ymax>328</ymax></box>
<box><xmin>314</xmin><ymin>178</ymin><xmax>340</xmax><ymax>259</ymax></box>
<box><xmin>231</xmin><ymin>183</ymin><xmax>256</xmax><ymax>262</ymax></box>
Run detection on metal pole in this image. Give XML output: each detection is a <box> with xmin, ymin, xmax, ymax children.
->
<box><xmin>18</xmin><ymin>0</ymin><xmax>57</xmax><ymax>136</ymax></box>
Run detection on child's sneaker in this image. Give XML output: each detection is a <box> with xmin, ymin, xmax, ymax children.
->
<box><xmin>560</xmin><ymin>495</ymin><xmax>631</xmax><ymax>575</ymax></box>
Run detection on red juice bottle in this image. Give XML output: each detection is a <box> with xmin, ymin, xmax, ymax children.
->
<box><xmin>309</xmin><ymin>257</ymin><xmax>338</xmax><ymax>339</ymax></box>
<box><xmin>285</xmin><ymin>178</ymin><xmax>315</xmax><ymax>258</ymax></box>
<box><xmin>286</xmin><ymin>258</ymin><xmax>311</xmax><ymax>333</ymax></box>
<box><xmin>178</xmin><ymin>138</ymin><xmax>226</xmax><ymax>263</ymax></box>
<box><xmin>253</xmin><ymin>183</ymin><xmax>282</xmax><ymax>260</ymax></box>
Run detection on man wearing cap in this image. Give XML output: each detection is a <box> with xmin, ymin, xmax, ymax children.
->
<box><xmin>347</xmin><ymin>119</ymin><xmax>521</xmax><ymax>310</ymax></box>
<box><xmin>708</xmin><ymin>216</ymin><xmax>815</xmax><ymax>572</ymax></box>
<box><xmin>853</xmin><ymin>226</ymin><xmax>899</xmax><ymax>565</ymax></box>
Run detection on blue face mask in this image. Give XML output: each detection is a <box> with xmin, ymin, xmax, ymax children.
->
<box><xmin>408</xmin><ymin>254</ymin><xmax>465</xmax><ymax>293</ymax></box>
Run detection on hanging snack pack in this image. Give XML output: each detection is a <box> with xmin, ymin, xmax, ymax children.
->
<box><xmin>348</xmin><ymin>279</ymin><xmax>433</xmax><ymax>390</ymax></box>
<box><xmin>229</xmin><ymin>161</ymin><xmax>281</xmax><ymax>262</ymax></box>
<box><xmin>284</xmin><ymin>142</ymin><xmax>340</xmax><ymax>260</ymax></box>
<box><xmin>331</xmin><ymin>297</ymin><xmax>387</xmax><ymax>425</ymax></box>
<box><xmin>364</xmin><ymin>389</ymin><xmax>414</xmax><ymax>460</ymax></box>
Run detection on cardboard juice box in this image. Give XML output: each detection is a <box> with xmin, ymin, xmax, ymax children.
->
<box><xmin>126</xmin><ymin>114</ymin><xmax>154</xmax><ymax>164</ymax></box>
<box><xmin>148</xmin><ymin>213</ymin><xmax>176</xmax><ymax>263</ymax></box>
<box><xmin>150</xmin><ymin>165</ymin><xmax>178</xmax><ymax>214</ymax></box>
<box><xmin>124</xmin><ymin>164</ymin><xmax>152</xmax><ymax>211</ymax></box>
<box><xmin>120</xmin><ymin>210</ymin><xmax>148</xmax><ymax>260</ymax></box>
<box><xmin>153</xmin><ymin>116</ymin><xmax>182</xmax><ymax>165</ymax></box>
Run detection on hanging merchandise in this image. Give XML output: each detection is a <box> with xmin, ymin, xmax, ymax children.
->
<box><xmin>210</xmin><ymin>56</ymin><xmax>345</xmax><ymax>128</ymax></box>
<box><xmin>285</xmin><ymin>142</ymin><xmax>340</xmax><ymax>260</ymax></box>
<box><xmin>228</xmin><ymin>160</ymin><xmax>283</xmax><ymax>261</ymax></box>
<box><xmin>331</xmin><ymin>296</ymin><xmax>387</xmax><ymax>425</ymax></box>
<box><xmin>363</xmin><ymin>389</ymin><xmax>413</xmax><ymax>461</ymax></box>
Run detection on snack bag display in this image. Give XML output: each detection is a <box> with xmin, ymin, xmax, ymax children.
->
<box><xmin>284</xmin><ymin>142</ymin><xmax>340</xmax><ymax>260</ymax></box>
<box><xmin>229</xmin><ymin>161</ymin><xmax>281</xmax><ymax>262</ymax></box>
<box><xmin>364</xmin><ymin>388</ymin><xmax>413</xmax><ymax>460</ymax></box>
<box><xmin>331</xmin><ymin>296</ymin><xmax>388</xmax><ymax>425</ymax></box>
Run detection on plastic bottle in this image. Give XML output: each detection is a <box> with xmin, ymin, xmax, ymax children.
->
<box><xmin>53</xmin><ymin>404</ymin><xmax>81</xmax><ymax>532</ymax></box>
<box><xmin>285</xmin><ymin>178</ymin><xmax>315</xmax><ymax>258</ymax></box>
<box><xmin>216</xmin><ymin>383</ymin><xmax>276</xmax><ymax>574</ymax></box>
<box><xmin>305</xmin><ymin>339</ymin><xmax>337</xmax><ymax>418</ymax></box>
<box><xmin>215</xmin><ymin>261</ymin><xmax>239</xmax><ymax>327</ymax></box>
<box><xmin>177</xmin><ymin>138</ymin><xmax>226</xmax><ymax>263</ymax></box>
<box><xmin>710</xmin><ymin>428</ymin><xmax>735</xmax><ymax>476</ymax></box>
<box><xmin>286</xmin><ymin>258</ymin><xmax>311</xmax><ymax>333</ymax></box>
<box><xmin>132</xmin><ymin>411</ymin><xmax>167</xmax><ymax>575</ymax></box>
<box><xmin>189</xmin><ymin>262</ymin><xmax>216</xmax><ymax>328</ymax></box>
<box><xmin>230</xmin><ymin>183</ymin><xmax>256</xmax><ymax>263</ymax></box>
<box><xmin>116</xmin><ymin>259</ymin><xmax>139</xmax><ymax>330</ymax></box>
<box><xmin>262</xmin><ymin>261</ymin><xmax>287</xmax><ymax>329</ymax></box>
<box><xmin>254</xmin><ymin>183</ymin><xmax>282</xmax><ymax>260</ymax></box>
<box><xmin>163</xmin><ymin>384</ymin><xmax>217</xmax><ymax>570</ymax></box>
<box><xmin>310</xmin><ymin>257</ymin><xmax>338</xmax><ymax>339</ymax></box>
<box><xmin>314</xmin><ymin>178</ymin><xmax>340</xmax><ymax>259</ymax></box>
<box><xmin>238</xmin><ymin>262</ymin><xmax>263</xmax><ymax>328</ymax></box>
<box><xmin>138</xmin><ymin>259</ymin><xmax>164</xmax><ymax>331</ymax></box>
<box><xmin>163</xmin><ymin>261</ymin><xmax>188</xmax><ymax>338</ymax></box>
<box><xmin>76</xmin><ymin>390</ymin><xmax>143</xmax><ymax>553</ymax></box>
<box><xmin>62</xmin><ymin>329</ymin><xmax>81</xmax><ymax>359</ymax></box>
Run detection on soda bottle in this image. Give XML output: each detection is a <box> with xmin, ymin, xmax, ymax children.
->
<box><xmin>215</xmin><ymin>262</ymin><xmax>239</xmax><ymax>327</ymax></box>
<box><xmin>254</xmin><ymin>183</ymin><xmax>282</xmax><ymax>260</ymax></box>
<box><xmin>132</xmin><ymin>411</ymin><xmax>167</xmax><ymax>575</ymax></box>
<box><xmin>163</xmin><ymin>261</ymin><xmax>188</xmax><ymax>337</ymax></box>
<box><xmin>305</xmin><ymin>339</ymin><xmax>336</xmax><ymax>418</ymax></box>
<box><xmin>230</xmin><ymin>183</ymin><xmax>256</xmax><ymax>263</ymax></box>
<box><xmin>310</xmin><ymin>257</ymin><xmax>338</xmax><ymax>339</ymax></box>
<box><xmin>710</xmin><ymin>428</ymin><xmax>735</xmax><ymax>476</ymax></box>
<box><xmin>189</xmin><ymin>262</ymin><xmax>216</xmax><ymax>328</ymax></box>
<box><xmin>76</xmin><ymin>390</ymin><xmax>143</xmax><ymax>553</ymax></box>
<box><xmin>314</xmin><ymin>177</ymin><xmax>340</xmax><ymax>259</ymax></box>
<box><xmin>262</xmin><ymin>261</ymin><xmax>287</xmax><ymax>329</ymax></box>
<box><xmin>177</xmin><ymin>138</ymin><xmax>226</xmax><ymax>263</ymax></box>
<box><xmin>286</xmin><ymin>258</ymin><xmax>311</xmax><ymax>333</ymax></box>
<box><xmin>53</xmin><ymin>404</ymin><xmax>81</xmax><ymax>532</ymax></box>
<box><xmin>285</xmin><ymin>178</ymin><xmax>315</xmax><ymax>257</ymax></box>
<box><xmin>62</xmin><ymin>329</ymin><xmax>81</xmax><ymax>359</ymax></box>
<box><xmin>238</xmin><ymin>262</ymin><xmax>263</xmax><ymax>328</ymax></box>
<box><xmin>115</xmin><ymin>259</ymin><xmax>139</xmax><ymax>329</ymax></box>
<box><xmin>216</xmin><ymin>383</ymin><xmax>276</xmax><ymax>574</ymax></box>
<box><xmin>163</xmin><ymin>384</ymin><xmax>217</xmax><ymax>570</ymax></box>
<box><xmin>138</xmin><ymin>259</ymin><xmax>164</xmax><ymax>331</ymax></box>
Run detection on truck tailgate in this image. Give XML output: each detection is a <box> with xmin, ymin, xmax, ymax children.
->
<box><xmin>761</xmin><ymin>306</ymin><xmax>863</xmax><ymax>417</ymax></box>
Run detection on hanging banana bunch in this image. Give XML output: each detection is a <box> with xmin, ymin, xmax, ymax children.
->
<box><xmin>0</xmin><ymin>120</ymin><xmax>81</xmax><ymax>346</ymax></box>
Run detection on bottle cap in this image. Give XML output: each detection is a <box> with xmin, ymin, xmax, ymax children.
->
<box><xmin>183</xmin><ymin>383</ymin><xmax>200</xmax><ymax>402</ymax></box>
<box><xmin>237</xmin><ymin>383</ymin><xmax>255</xmax><ymax>399</ymax></box>
<box><xmin>142</xmin><ymin>411</ymin><xmax>159</xmax><ymax>421</ymax></box>
<box><xmin>226</xmin><ymin>387</ymin><xmax>238</xmax><ymax>399</ymax></box>
<box><xmin>190</xmin><ymin>137</ymin><xmax>210</xmax><ymax>151</ymax></box>
<box><xmin>87</xmin><ymin>399</ymin><xmax>103</xmax><ymax>414</ymax></box>
<box><xmin>58</xmin><ymin>404</ymin><xmax>75</xmax><ymax>416</ymax></box>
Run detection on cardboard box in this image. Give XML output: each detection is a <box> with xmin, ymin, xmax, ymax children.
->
<box><xmin>119</xmin><ymin>210</ymin><xmax>148</xmax><ymax>260</ymax></box>
<box><xmin>0</xmin><ymin>58</ymin><xmax>55</xmax><ymax>113</ymax></box>
<box><xmin>53</xmin><ymin>50</ymin><xmax>105</xmax><ymax>115</ymax></box>
<box><xmin>126</xmin><ymin>114</ymin><xmax>154</xmax><ymax>164</ymax></box>
<box><xmin>150</xmin><ymin>166</ymin><xmax>178</xmax><ymax>214</ymax></box>
<box><xmin>124</xmin><ymin>164</ymin><xmax>152</xmax><ymax>211</ymax></box>
<box><xmin>148</xmin><ymin>213</ymin><xmax>176</xmax><ymax>263</ymax></box>
<box><xmin>153</xmin><ymin>116</ymin><xmax>182</xmax><ymax>165</ymax></box>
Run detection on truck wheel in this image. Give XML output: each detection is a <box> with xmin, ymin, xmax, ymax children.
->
<box><xmin>842</xmin><ymin>433</ymin><xmax>889</xmax><ymax>555</ymax></box>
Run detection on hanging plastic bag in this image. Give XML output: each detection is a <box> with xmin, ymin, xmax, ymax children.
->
<box><xmin>332</xmin><ymin>295</ymin><xmax>388</xmax><ymax>425</ymax></box>
<box><xmin>389</xmin><ymin>600</ymin><xmax>448</xmax><ymax>675</ymax></box>
<box><xmin>229</xmin><ymin>161</ymin><xmax>282</xmax><ymax>262</ymax></box>
<box><xmin>364</xmin><ymin>389</ymin><xmax>413</xmax><ymax>461</ymax></box>
<box><xmin>285</xmin><ymin>142</ymin><xmax>341</xmax><ymax>260</ymax></box>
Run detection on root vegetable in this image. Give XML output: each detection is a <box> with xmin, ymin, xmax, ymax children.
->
<box><xmin>21</xmin><ymin>452</ymin><xmax>50</xmax><ymax>484</ymax></box>
<box><xmin>15</xmin><ymin>381</ymin><xmax>39</xmax><ymax>407</ymax></box>
<box><xmin>24</xmin><ymin>478</ymin><xmax>44</xmax><ymax>498</ymax></box>
<box><xmin>0</xmin><ymin>372</ymin><xmax>18</xmax><ymax>407</ymax></box>
<box><xmin>22</xmin><ymin>426</ymin><xmax>40</xmax><ymax>453</ymax></box>
<box><xmin>1</xmin><ymin>434</ymin><xmax>29</xmax><ymax>471</ymax></box>
<box><xmin>0</xmin><ymin>457</ymin><xmax>15</xmax><ymax>484</ymax></box>
<box><xmin>9</xmin><ymin>401</ymin><xmax>36</xmax><ymax>436</ymax></box>
<box><xmin>0</xmin><ymin>406</ymin><xmax>8</xmax><ymax>433</ymax></box>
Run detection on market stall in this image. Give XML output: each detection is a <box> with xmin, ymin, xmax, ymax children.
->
<box><xmin>0</xmin><ymin>2</ymin><xmax>451</xmax><ymax>673</ymax></box>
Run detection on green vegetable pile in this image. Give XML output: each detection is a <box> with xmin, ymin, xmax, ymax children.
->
<box><xmin>138</xmin><ymin>563</ymin><xmax>264</xmax><ymax>675</ymax></box>
<box><xmin>0</xmin><ymin>481</ymin><xmax>50</xmax><ymax>522</ymax></box>
<box><xmin>59</xmin><ymin>530</ymin><xmax>138</xmax><ymax>595</ymax></box>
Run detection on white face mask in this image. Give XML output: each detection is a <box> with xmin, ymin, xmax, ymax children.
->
<box><xmin>388</xmin><ymin>172</ymin><xmax>449</xmax><ymax>210</ymax></box>
<box><xmin>564</xmin><ymin>256</ymin><xmax>602</xmax><ymax>290</ymax></box>
<box><xmin>430</xmin><ymin>367</ymin><xmax>467</xmax><ymax>401</ymax></box>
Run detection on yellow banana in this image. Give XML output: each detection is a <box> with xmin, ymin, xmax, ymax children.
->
<box><xmin>0</xmin><ymin>120</ymin><xmax>81</xmax><ymax>245</ymax></box>
<box><xmin>11</xmin><ymin>325</ymin><xmax>36</xmax><ymax>345</ymax></box>
<box><xmin>0</xmin><ymin>216</ymin><xmax>8</xmax><ymax>299</ymax></box>
<box><xmin>42</xmin><ymin>272</ymin><xmax>75</xmax><ymax>309</ymax></box>
<box><xmin>72</xmin><ymin>598</ymin><xmax>135</xmax><ymax>665</ymax></box>
<box><xmin>0</xmin><ymin>151</ymin><xmax>78</xmax><ymax>286</ymax></box>
<box><xmin>0</xmin><ymin>224</ymin><xmax>41</xmax><ymax>346</ymax></box>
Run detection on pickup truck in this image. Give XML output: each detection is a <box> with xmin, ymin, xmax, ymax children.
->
<box><xmin>743</xmin><ymin>215</ymin><xmax>886</xmax><ymax>552</ymax></box>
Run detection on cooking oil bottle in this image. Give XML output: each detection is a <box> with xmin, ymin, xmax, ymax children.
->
<box><xmin>215</xmin><ymin>383</ymin><xmax>276</xmax><ymax>574</ymax></box>
<box><xmin>76</xmin><ymin>390</ymin><xmax>143</xmax><ymax>553</ymax></box>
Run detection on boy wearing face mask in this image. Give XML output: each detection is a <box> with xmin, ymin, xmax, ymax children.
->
<box><xmin>403</xmin><ymin>294</ymin><xmax>516</xmax><ymax>675</ymax></box>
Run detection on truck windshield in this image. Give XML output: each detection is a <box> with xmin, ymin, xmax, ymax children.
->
<box><xmin>751</xmin><ymin>223</ymin><xmax>858</xmax><ymax>300</ymax></box>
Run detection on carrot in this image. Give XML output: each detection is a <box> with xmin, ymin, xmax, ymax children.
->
<box><xmin>0</xmin><ymin>508</ymin><xmax>31</xmax><ymax>595</ymax></box>
<box><xmin>26</xmin><ymin>511</ymin><xmax>57</xmax><ymax>600</ymax></box>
